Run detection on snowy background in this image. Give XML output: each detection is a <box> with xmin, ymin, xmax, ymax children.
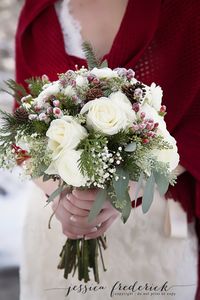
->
<box><xmin>0</xmin><ymin>0</ymin><xmax>26</xmax><ymax>271</ymax></box>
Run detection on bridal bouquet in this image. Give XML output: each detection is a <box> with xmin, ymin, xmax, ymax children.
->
<box><xmin>0</xmin><ymin>43</ymin><xmax>179</xmax><ymax>283</ymax></box>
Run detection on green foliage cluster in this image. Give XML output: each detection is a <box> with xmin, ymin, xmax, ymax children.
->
<box><xmin>78</xmin><ymin>132</ymin><xmax>107</xmax><ymax>179</ymax></box>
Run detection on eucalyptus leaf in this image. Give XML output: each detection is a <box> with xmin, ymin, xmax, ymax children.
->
<box><xmin>121</xmin><ymin>191</ymin><xmax>132</xmax><ymax>224</ymax></box>
<box><xmin>88</xmin><ymin>189</ymin><xmax>107</xmax><ymax>223</ymax></box>
<box><xmin>142</xmin><ymin>173</ymin><xmax>155</xmax><ymax>214</ymax></box>
<box><xmin>124</xmin><ymin>142</ymin><xmax>136</xmax><ymax>152</ymax></box>
<box><xmin>112</xmin><ymin>167</ymin><xmax>129</xmax><ymax>201</ymax></box>
<box><xmin>133</xmin><ymin>172</ymin><xmax>144</xmax><ymax>204</ymax></box>
<box><xmin>153</xmin><ymin>170</ymin><xmax>169</xmax><ymax>195</ymax></box>
<box><xmin>45</xmin><ymin>185</ymin><xmax>64</xmax><ymax>205</ymax></box>
<box><xmin>43</xmin><ymin>174</ymin><xmax>52</xmax><ymax>182</ymax></box>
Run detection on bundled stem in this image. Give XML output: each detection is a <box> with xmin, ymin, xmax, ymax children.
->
<box><xmin>58</xmin><ymin>236</ymin><xmax>107</xmax><ymax>283</ymax></box>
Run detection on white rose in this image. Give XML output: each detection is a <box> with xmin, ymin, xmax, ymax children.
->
<box><xmin>145</xmin><ymin>83</ymin><xmax>163</xmax><ymax>111</ymax></box>
<box><xmin>90</xmin><ymin>67</ymin><xmax>118</xmax><ymax>79</ymax></box>
<box><xmin>76</xmin><ymin>75</ymin><xmax>88</xmax><ymax>87</ymax></box>
<box><xmin>110</xmin><ymin>91</ymin><xmax>132</xmax><ymax>107</ymax></box>
<box><xmin>81</xmin><ymin>97</ymin><xmax>131</xmax><ymax>135</ymax></box>
<box><xmin>109</xmin><ymin>91</ymin><xmax>136</xmax><ymax>123</ymax></box>
<box><xmin>35</xmin><ymin>81</ymin><xmax>61</xmax><ymax>107</ymax></box>
<box><xmin>45</xmin><ymin>149</ymin><xmax>87</xmax><ymax>187</ymax></box>
<box><xmin>46</xmin><ymin>116</ymin><xmax>87</xmax><ymax>159</ymax></box>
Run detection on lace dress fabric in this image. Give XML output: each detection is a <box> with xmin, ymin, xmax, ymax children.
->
<box><xmin>19</xmin><ymin>1</ymin><xmax>198</xmax><ymax>300</ymax></box>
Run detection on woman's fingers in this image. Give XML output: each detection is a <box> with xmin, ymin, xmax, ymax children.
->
<box><xmin>61</xmin><ymin>197</ymin><xmax>89</xmax><ymax>217</ymax></box>
<box><xmin>72</xmin><ymin>188</ymin><xmax>98</xmax><ymax>201</ymax></box>
<box><xmin>69</xmin><ymin>207</ymin><xmax>119</xmax><ymax>228</ymax></box>
<box><xmin>68</xmin><ymin>191</ymin><xmax>114</xmax><ymax>210</ymax></box>
<box><xmin>52</xmin><ymin>189</ymin><xmax>120</xmax><ymax>239</ymax></box>
<box><xmin>55</xmin><ymin>208</ymin><xmax>97</xmax><ymax>235</ymax></box>
<box><xmin>67</xmin><ymin>193</ymin><xmax>94</xmax><ymax>210</ymax></box>
<box><xmin>84</xmin><ymin>214</ymin><xmax>119</xmax><ymax>239</ymax></box>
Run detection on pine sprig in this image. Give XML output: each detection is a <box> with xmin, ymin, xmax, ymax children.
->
<box><xmin>1</xmin><ymin>79</ymin><xmax>28</xmax><ymax>103</ymax></box>
<box><xmin>82</xmin><ymin>41</ymin><xmax>101</xmax><ymax>70</ymax></box>
<box><xmin>25</xmin><ymin>77</ymin><xmax>45</xmax><ymax>97</ymax></box>
<box><xmin>0</xmin><ymin>109</ymin><xmax>19</xmax><ymax>134</ymax></box>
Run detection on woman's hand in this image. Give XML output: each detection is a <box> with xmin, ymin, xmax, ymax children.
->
<box><xmin>52</xmin><ymin>188</ymin><xmax>119</xmax><ymax>239</ymax></box>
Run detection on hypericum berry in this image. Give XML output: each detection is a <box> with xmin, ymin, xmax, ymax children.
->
<box><xmin>42</xmin><ymin>74</ymin><xmax>49</xmax><ymax>82</ymax></box>
<box><xmin>132</xmin><ymin>103</ymin><xmax>140</xmax><ymax>112</ymax></box>
<box><xmin>140</xmin><ymin>112</ymin><xmax>146</xmax><ymax>119</ymax></box>
<box><xmin>114</xmin><ymin>67</ymin><xmax>127</xmax><ymax>77</ymax></box>
<box><xmin>154</xmin><ymin>122</ymin><xmax>159</xmax><ymax>129</ymax></box>
<box><xmin>142</xmin><ymin>138</ymin><xmax>150</xmax><ymax>144</ymax></box>
<box><xmin>53</xmin><ymin>100</ymin><xmax>60</xmax><ymax>107</ymax></box>
<box><xmin>139</xmin><ymin>123</ymin><xmax>146</xmax><ymax>130</ymax></box>
<box><xmin>35</xmin><ymin>105</ymin><xmax>42</xmax><ymax>112</ymax></box>
<box><xmin>66</xmin><ymin>70</ymin><xmax>75</xmax><ymax>77</ymax></box>
<box><xmin>87</xmin><ymin>75</ymin><xmax>95</xmax><ymax>82</ymax></box>
<box><xmin>147</xmin><ymin>131</ymin><xmax>156</xmax><ymax>138</ymax></box>
<box><xmin>28</xmin><ymin>114</ymin><xmax>38</xmax><ymax>120</ymax></box>
<box><xmin>92</xmin><ymin>77</ymin><xmax>100</xmax><ymax>85</ymax></box>
<box><xmin>145</xmin><ymin>123</ymin><xmax>154</xmax><ymax>130</ymax></box>
<box><xmin>126</xmin><ymin>69</ymin><xmax>135</xmax><ymax>80</ymax></box>
<box><xmin>47</xmin><ymin>107</ymin><xmax>53</xmax><ymax>114</ymax></box>
<box><xmin>53</xmin><ymin>107</ymin><xmax>63</xmax><ymax>118</ymax></box>
<box><xmin>38</xmin><ymin>113</ymin><xmax>47</xmax><ymax>121</ymax></box>
<box><xmin>160</xmin><ymin>105</ymin><xmax>166</xmax><ymax>113</ymax></box>
<box><xmin>132</xmin><ymin>124</ymin><xmax>139</xmax><ymax>131</ymax></box>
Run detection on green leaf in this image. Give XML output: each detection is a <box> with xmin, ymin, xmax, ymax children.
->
<box><xmin>88</xmin><ymin>189</ymin><xmax>107</xmax><ymax>223</ymax></box>
<box><xmin>133</xmin><ymin>172</ymin><xmax>144</xmax><ymax>203</ymax></box>
<box><xmin>153</xmin><ymin>170</ymin><xmax>169</xmax><ymax>195</ymax></box>
<box><xmin>142</xmin><ymin>173</ymin><xmax>155</xmax><ymax>214</ymax></box>
<box><xmin>124</xmin><ymin>142</ymin><xmax>136</xmax><ymax>152</ymax></box>
<box><xmin>43</xmin><ymin>174</ymin><xmax>52</xmax><ymax>182</ymax></box>
<box><xmin>112</xmin><ymin>167</ymin><xmax>129</xmax><ymax>201</ymax></box>
<box><xmin>45</xmin><ymin>185</ymin><xmax>64</xmax><ymax>205</ymax></box>
<box><xmin>82</xmin><ymin>41</ymin><xmax>100</xmax><ymax>70</ymax></box>
<box><xmin>100</xmin><ymin>60</ymin><xmax>108</xmax><ymax>68</ymax></box>
<box><xmin>112</xmin><ymin>168</ymin><xmax>131</xmax><ymax>223</ymax></box>
<box><xmin>121</xmin><ymin>191</ymin><xmax>132</xmax><ymax>223</ymax></box>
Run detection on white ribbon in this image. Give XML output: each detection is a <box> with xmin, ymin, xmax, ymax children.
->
<box><xmin>164</xmin><ymin>199</ymin><xmax>188</xmax><ymax>238</ymax></box>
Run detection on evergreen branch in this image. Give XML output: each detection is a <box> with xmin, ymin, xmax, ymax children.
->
<box><xmin>25</xmin><ymin>77</ymin><xmax>44</xmax><ymax>97</ymax></box>
<box><xmin>82</xmin><ymin>41</ymin><xmax>101</xmax><ymax>70</ymax></box>
<box><xmin>1</xmin><ymin>79</ymin><xmax>28</xmax><ymax>103</ymax></box>
<box><xmin>0</xmin><ymin>109</ymin><xmax>19</xmax><ymax>131</ymax></box>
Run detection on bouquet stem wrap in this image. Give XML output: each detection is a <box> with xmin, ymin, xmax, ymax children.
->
<box><xmin>58</xmin><ymin>236</ymin><xmax>107</xmax><ymax>283</ymax></box>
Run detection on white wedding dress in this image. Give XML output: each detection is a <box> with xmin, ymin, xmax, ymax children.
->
<box><xmin>19</xmin><ymin>1</ymin><xmax>198</xmax><ymax>299</ymax></box>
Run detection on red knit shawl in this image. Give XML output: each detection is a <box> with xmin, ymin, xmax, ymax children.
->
<box><xmin>15</xmin><ymin>0</ymin><xmax>200</xmax><ymax>239</ymax></box>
